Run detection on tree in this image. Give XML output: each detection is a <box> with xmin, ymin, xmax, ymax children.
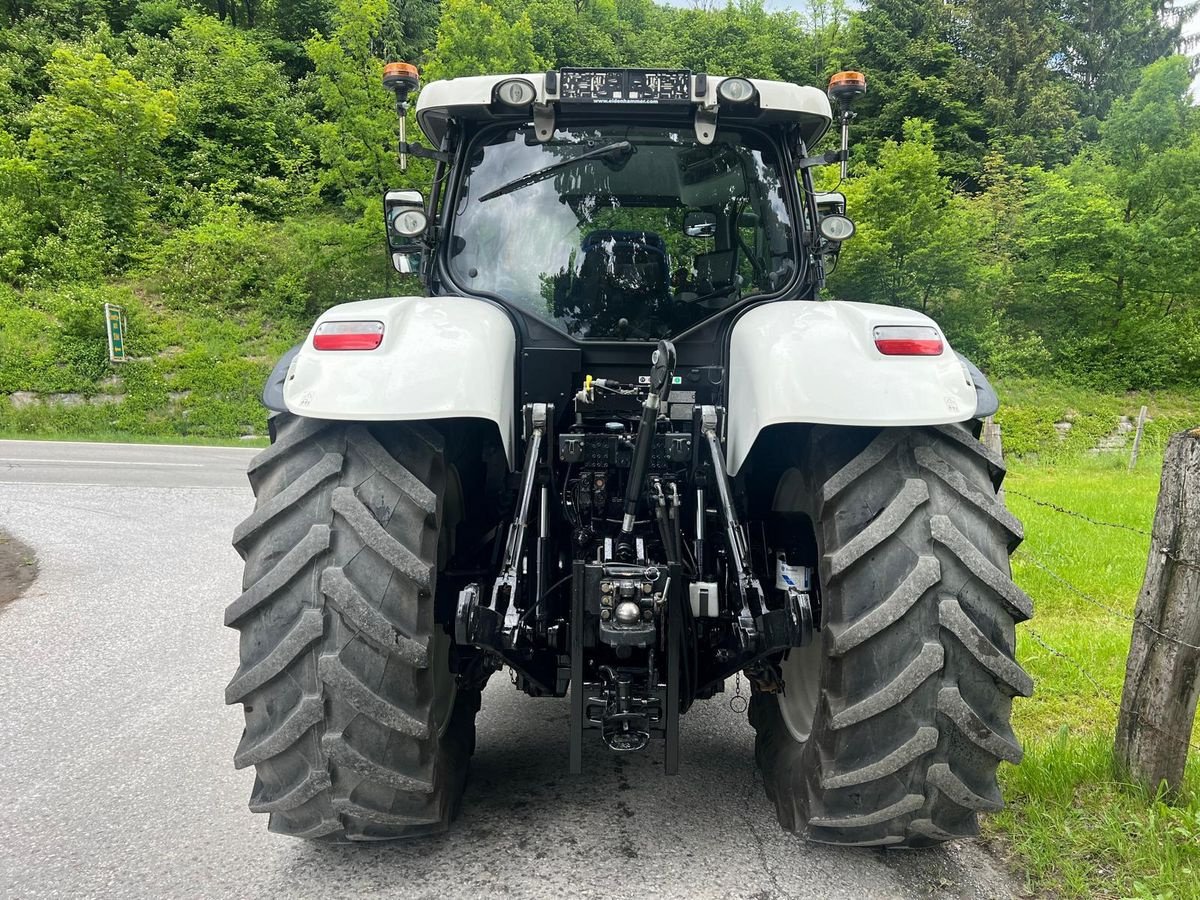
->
<box><xmin>952</xmin><ymin>0</ymin><xmax>1079</xmax><ymax>167</ymax></box>
<box><xmin>493</xmin><ymin>0</ymin><xmax>622</xmax><ymax>68</ymax></box>
<box><xmin>137</xmin><ymin>13</ymin><xmax>313</xmax><ymax>215</ymax></box>
<box><xmin>128</xmin><ymin>0</ymin><xmax>187</xmax><ymax>36</ymax></box>
<box><xmin>191</xmin><ymin>0</ymin><xmax>263</xmax><ymax>28</ymax></box>
<box><xmin>304</xmin><ymin>0</ymin><xmax>402</xmax><ymax>204</ymax></box>
<box><xmin>654</xmin><ymin>0</ymin><xmax>803</xmax><ymax>80</ymax></box>
<box><xmin>828</xmin><ymin>119</ymin><xmax>978</xmax><ymax>316</ymax></box>
<box><xmin>1009</xmin><ymin>57</ymin><xmax>1200</xmax><ymax>387</ymax></box>
<box><xmin>0</xmin><ymin>131</ymin><xmax>51</xmax><ymax>282</ymax></box>
<box><xmin>1</xmin><ymin>0</ymin><xmax>107</xmax><ymax>31</ymax></box>
<box><xmin>847</xmin><ymin>0</ymin><xmax>987</xmax><ymax>180</ymax></box>
<box><xmin>1056</xmin><ymin>0</ymin><xmax>1192</xmax><ymax>123</ymax></box>
<box><xmin>377</xmin><ymin>0</ymin><xmax>440</xmax><ymax>63</ymax></box>
<box><xmin>423</xmin><ymin>0</ymin><xmax>545</xmax><ymax>81</ymax></box>
<box><xmin>800</xmin><ymin>0</ymin><xmax>855</xmax><ymax>84</ymax></box>
<box><xmin>25</xmin><ymin>47</ymin><xmax>176</xmax><ymax>253</ymax></box>
<box><xmin>268</xmin><ymin>0</ymin><xmax>333</xmax><ymax>41</ymax></box>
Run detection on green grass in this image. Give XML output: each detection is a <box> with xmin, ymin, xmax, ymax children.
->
<box><xmin>0</xmin><ymin>279</ymin><xmax>302</xmax><ymax>441</ymax></box>
<box><xmin>994</xmin><ymin>733</ymin><xmax>1200</xmax><ymax>899</ymax></box>
<box><xmin>993</xmin><ymin>451</ymin><xmax>1200</xmax><ymax>898</ymax></box>
<box><xmin>0</xmin><ymin>429</ymin><xmax>269</xmax><ymax>447</ymax></box>
<box><xmin>994</xmin><ymin>379</ymin><xmax>1200</xmax><ymax>461</ymax></box>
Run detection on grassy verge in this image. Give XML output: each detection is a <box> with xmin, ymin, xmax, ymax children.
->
<box><xmin>0</xmin><ymin>429</ymin><xmax>269</xmax><ymax>447</ymax></box>
<box><xmin>994</xmin><ymin>379</ymin><xmax>1200</xmax><ymax>460</ymax></box>
<box><xmin>0</xmin><ymin>208</ymin><xmax>404</xmax><ymax>443</ymax></box>
<box><xmin>0</xmin><ymin>281</ymin><xmax>300</xmax><ymax>441</ymax></box>
<box><xmin>993</xmin><ymin>451</ymin><xmax>1200</xmax><ymax>898</ymax></box>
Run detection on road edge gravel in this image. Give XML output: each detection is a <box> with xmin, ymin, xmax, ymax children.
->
<box><xmin>0</xmin><ymin>528</ymin><xmax>37</xmax><ymax>608</ymax></box>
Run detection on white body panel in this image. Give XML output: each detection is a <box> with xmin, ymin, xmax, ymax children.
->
<box><xmin>284</xmin><ymin>296</ymin><xmax>516</xmax><ymax>463</ymax></box>
<box><xmin>726</xmin><ymin>301</ymin><xmax>977</xmax><ymax>475</ymax></box>
<box><xmin>416</xmin><ymin>73</ymin><xmax>832</xmax><ymax>145</ymax></box>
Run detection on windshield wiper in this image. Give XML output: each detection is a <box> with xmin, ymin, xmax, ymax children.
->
<box><xmin>478</xmin><ymin>141</ymin><xmax>634</xmax><ymax>202</ymax></box>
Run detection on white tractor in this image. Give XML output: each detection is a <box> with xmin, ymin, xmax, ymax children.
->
<box><xmin>226</xmin><ymin>65</ymin><xmax>1030</xmax><ymax>847</ymax></box>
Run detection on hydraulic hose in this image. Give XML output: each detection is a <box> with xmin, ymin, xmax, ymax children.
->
<box><xmin>616</xmin><ymin>341</ymin><xmax>676</xmax><ymax>560</ymax></box>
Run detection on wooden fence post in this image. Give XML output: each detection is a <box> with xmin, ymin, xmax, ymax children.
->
<box><xmin>1114</xmin><ymin>429</ymin><xmax>1200</xmax><ymax>793</ymax></box>
<box><xmin>982</xmin><ymin>415</ymin><xmax>1004</xmax><ymax>501</ymax></box>
<box><xmin>1128</xmin><ymin>405</ymin><xmax>1148</xmax><ymax>471</ymax></box>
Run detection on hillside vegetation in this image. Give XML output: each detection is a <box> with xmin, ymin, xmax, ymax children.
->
<box><xmin>2</xmin><ymin>0</ymin><xmax>1199</xmax><ymax>441</ymax></box>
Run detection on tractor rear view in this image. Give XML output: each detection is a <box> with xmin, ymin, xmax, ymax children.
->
<box><xmin>225</xmin><ymin>64</ymin><xmax>1030</xmax><ymax>847</ymax></box>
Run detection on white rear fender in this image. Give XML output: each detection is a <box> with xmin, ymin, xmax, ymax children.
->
<box><xmin>283</xmin><ymin>296</ymin><xmax>516</xmax><ymax>464</ymax></box>
<box><xmin>726</xmin><ymin>300</ymin><xmax>977</xmax><ymax>475</ymax></box>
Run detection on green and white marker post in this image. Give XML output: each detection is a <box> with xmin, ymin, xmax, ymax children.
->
<box><xmin>104</xmin><ymin>302</ymin><xmax>127</xmax><ymax>363</ymax></box>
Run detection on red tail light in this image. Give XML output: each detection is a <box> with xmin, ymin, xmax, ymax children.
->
<box><xmin>873</xmin><ymin>325</ymin><xmax>943</xmax><ymax>356</ymax></box>
<box><xmin>313</xmin><ymin>320</ymin><xmax>384</xmax><ymax>351</ymax></box>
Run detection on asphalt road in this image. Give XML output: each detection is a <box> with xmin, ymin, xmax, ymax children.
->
<box><xmin>0</xmin><ymin>439</ymin><xmax>258</xmax><ymax>488</ymax></box>
<box><xmin>0</xmin><ymin>440</ymin><xmax>1019</xmax><ymax>900</ymax></box>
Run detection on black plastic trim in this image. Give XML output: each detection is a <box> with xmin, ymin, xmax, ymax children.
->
<box><xmin>261</xmin><ymin>343</ymin><xmax>301</xmax><ymax>412</ymax></box>
<box><xmin>958</xmin><ymin>353</ymin><xmax>1000</xmax><ymax>418</ymax></box>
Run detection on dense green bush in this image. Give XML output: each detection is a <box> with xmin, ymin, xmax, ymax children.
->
<box><xmin>153</xmin><ymin>206</ymin><xmax>289</xmax><ymax>313</ymax></box>
<box><xmin>150</xmin><ymin>205</ymin><xmax>388</xmax><ymax>319</ymax></box>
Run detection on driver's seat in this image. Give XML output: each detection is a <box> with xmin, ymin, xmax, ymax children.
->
<box><xmin>577</xmin><ymin>231</ymin><xmax>668</xmax><ymax>293</ymax></box>
<box><xmin>562</xmin><ymin>230</ymin><xmax>668</xmax><ymax>331</ymax></box>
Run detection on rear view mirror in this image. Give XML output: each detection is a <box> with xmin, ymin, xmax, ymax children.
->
<box><xmin>385</xmin><ymin>189</ymin><xmax>426</xmax><ymax>273</ymax></box>
<box><xmin>683</xmin><ymin>211</ymin><xmax>717</xmax><ymax>238</ymax></box>
<box><xmin>392</xmin><ymin>252</ymin><xmax>418</xmax><ymax>274</ymax></box>
<box><xmin>813</xmin><ymin>191</ymin><xmax>846</xmax><ymax>219</ymax></box>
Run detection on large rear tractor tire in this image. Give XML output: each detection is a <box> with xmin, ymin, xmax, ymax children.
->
<box><xmin>750</xmin><ymin>423</ymin><xmax>1032</xmax><ymax>847</ymax></box>
<box><xmin>225</xmin><ymin>413</ymin><xmax>479</xmax><ymax>841</ymax></box>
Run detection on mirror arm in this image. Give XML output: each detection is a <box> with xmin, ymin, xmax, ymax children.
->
<box><xmin>795</xmin><ymin>149</ymin><xmax>845</xmax><ymax>171</ymax></box>
<box><xmin>399</xmin><ymin>141</ymin><xmax>451</xmax><ymax>164</ymax></box>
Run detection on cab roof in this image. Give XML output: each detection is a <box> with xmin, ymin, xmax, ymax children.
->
<box><xmin>415</xmin><ymin>72</ymin><xmax>833</xmax><ymax>148</ymax></box>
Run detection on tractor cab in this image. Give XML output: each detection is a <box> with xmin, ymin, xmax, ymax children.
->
<box><xmin>385</xmin><ymin>69</ymin><xmax>843</xmax><ymax>342</ymax></box>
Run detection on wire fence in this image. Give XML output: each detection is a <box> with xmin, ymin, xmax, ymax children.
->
<box><xmin>1022</xmin><ymin>626</ymin><xmax>1200</xmax><ymax>754</ymax></box>
<box><xmin>1004</xmin><ymin>487</ymin><xmax>1153</xmax><ymax>537</ymax></box>
<box><xmin>1004</xmin><ymin>486</ymin><xmax>1200</xmax><ymax>576</ymax></box>
<box><xmin>1006</xmin><ymin>481</ymin><xmax>1200</xmax><ymax>754</ymax></box>
<box><xmin>1015</xmin><ymin>547</ymin><xmax>1200</xmax><ymax>653</ymax></box>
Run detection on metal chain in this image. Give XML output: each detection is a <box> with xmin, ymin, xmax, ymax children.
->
<box><xmin>1015</xmin><ymin>548</ymin><xmax>1200</xmax><ymax>652</ymax></box>
<box><xmin>730</xmin><ymin>672</ymin><xmax>748</xmax><ymax>714</ymax></box>
<box><xmin>1024</xmin><ymin>627</ymin><xmax>1200</xmax><ymax>754</ymax></box>
<box><xmin>1005</xmin><ymin>487</ymin><xmax>1153</xmax><ymax>537</ymax></box>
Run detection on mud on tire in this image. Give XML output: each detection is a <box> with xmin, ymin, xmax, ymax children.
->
<box><xmin>750</xmin><ymin>423</ymin><xmax>1032</xmax><ymax>847</ymax></box>
<box><xmin>225</xmin><ymin>413</ymin><xmax>479</xmax><ymax>841</ymax></box>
